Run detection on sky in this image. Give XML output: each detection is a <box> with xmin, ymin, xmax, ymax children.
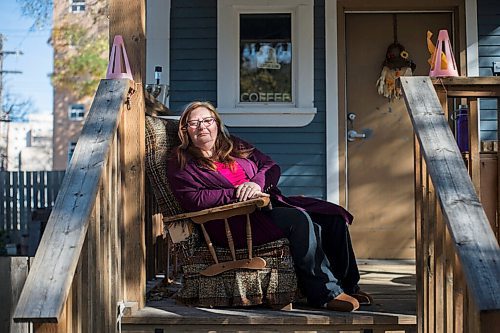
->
<box><xmin>0</xmin><ymin>0</ymin><xmax>53</xmax><ymax>116</ymax></box>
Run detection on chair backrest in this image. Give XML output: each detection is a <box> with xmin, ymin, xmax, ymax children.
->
<box><xmin>145</xmin><ymin>115</ymin><xmax>196</xmax><ymax>247</ymax></box>
<box><xmin>145</xmin><ymin>116</ymin><xmax>182</xmax><ymax>216</ymax></box>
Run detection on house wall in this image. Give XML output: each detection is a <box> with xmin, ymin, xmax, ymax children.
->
<box><xmin>169</xmin><ymin>0</ymin><xmax>327</xmax><ymax>198</ymax></box>
<box><xmin>478</xmin><ymin>0</ymin><xmax>499</xmax><ymax>142</ymax></box>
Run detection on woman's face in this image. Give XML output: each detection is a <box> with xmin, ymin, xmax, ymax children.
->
<box><xmin>186</xmin><ymin>106</ymin><xmax>218</xmax><ymax>153</ymax></box>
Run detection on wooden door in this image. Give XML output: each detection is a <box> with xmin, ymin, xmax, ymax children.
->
<box><xmin>345</xmin><ymin>13</ymin><xmax>453</xmax><ymax>259</ymax></box>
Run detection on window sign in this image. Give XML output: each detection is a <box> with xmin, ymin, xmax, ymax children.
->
<box><xmin>240</xmin><ymin>14</ymin><xmax>292</xmax><ymax>104</ymax></box>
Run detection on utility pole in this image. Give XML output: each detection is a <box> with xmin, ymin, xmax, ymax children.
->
<box><xmin>1</xmin><ymin>33</ymin><xmax>23</xmax><ymax>119</ymax></box>
<box><xmin>0</xmin><ymin>33</ymin><xmax>23</xmax><ymax>170</ymax></box>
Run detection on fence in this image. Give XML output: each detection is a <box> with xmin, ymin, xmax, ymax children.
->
<box><xmin>0</xmin><ymin>171</ymin><xmax>65</xmax><ymax>243</ymax></box>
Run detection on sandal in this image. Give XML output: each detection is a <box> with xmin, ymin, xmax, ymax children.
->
<box><xmin>349</xmin><ymin>290</ymin><xmax>373</xmax><ymax>305</ymax></box>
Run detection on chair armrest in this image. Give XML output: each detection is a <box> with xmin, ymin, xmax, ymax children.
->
<box><xmin>164</xmin><ymin>197</ymin><xmax>270</xmax><ymax>224</ymax></box>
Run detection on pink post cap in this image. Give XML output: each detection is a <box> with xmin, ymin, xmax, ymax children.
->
<box><xmin>106</xmin><ymin>35</ymin><xmax>133</xmax><ymax>80</ymax></box>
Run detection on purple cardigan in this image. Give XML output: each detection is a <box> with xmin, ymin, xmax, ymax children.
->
<box><xmin>166</xmin><ymin>137</ymin><xmax>353</xmax><ymax>248</ymax></box>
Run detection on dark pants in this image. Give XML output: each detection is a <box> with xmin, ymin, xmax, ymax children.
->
<box><xmin>266</xmin><ymin>207</ymin><xmax>360</xmax><ymax>307</ymax></box>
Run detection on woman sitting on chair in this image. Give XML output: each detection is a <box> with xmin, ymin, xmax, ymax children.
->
<box><xmin>167</xmin><ymin>101</ymin><xmax>372</xmax><ymax>312</ymax></box>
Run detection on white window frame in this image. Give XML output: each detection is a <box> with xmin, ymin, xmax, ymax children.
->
<box><xmin>217</xmin><ymin>0</ymin><xmax>316</xmax><ymax>127</ymax></box>
<box><xmin>68</xmin><ymin>104</ymin><xmax>85</xmax><ymax>121</ymax></box>
<box><xmin>69</xmin><ymin>0</ymin><xmax>85</xmax><ymax>13</ymax></box>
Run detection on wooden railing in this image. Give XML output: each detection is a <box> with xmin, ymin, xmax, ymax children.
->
<box><xmin>13</xmin><ymin>79</ymin><xmax>145</xmax><ymax>333</ymax></box>
<box><xmin>401</xmin><ymin>76</ymin><xmax>500</xmax><ymax>333</ymax></box>
<box><xmin>432</xmin><ymin>77</ymin><xmax>500</xmax><ymax>242</ymax></box>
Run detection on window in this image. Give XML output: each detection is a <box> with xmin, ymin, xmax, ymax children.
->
<box><xmin>68</xmin><ymin>141</ymin><xmax>77</xmax><ymax>163</ymax></box>
<box><xmin>70</xmin><ymin>0</ymin><xmax>85</xmax><ymax>13</ymax></box>
<box><xmin>68</xmin><ymin>104</ymin><xmax>85</xmax><ymax>121</ymax></box>
<box><xmin>240</xmin><ymin>14</ymin><xmax>292</xmax><ymax>104</ymax></box>
<box><xmin>218</xmin><ymin>0</ymin><xmax>316</xmax><ymax>127</ymax></box>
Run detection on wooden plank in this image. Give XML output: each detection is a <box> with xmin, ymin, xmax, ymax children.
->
<box><xmin>427</xmin><ymin>177</ymin><xmax>435</xmax><ymax>333</ymax></box>
<box><xmin>444</xmin><ymin>227</ymin><xmax>454</xmax><ymax>332</ymax></box>
<box><xmin>422</xmin><ymin>159</ymin><xmax>429</xmax><ymax>333</ymax></box>
<box><xmin>402</xmin><ymin>76</ymin><xmax>500</xmax><ymax>317</ymax></box>
<box><xmin>432</xmin><ymin>76</ymin><xmax>500</xmax><ymax>88</ymax></box>
<box><xmin>123</xmin><ymin>260</ymin><xmax>416</xmax><ymax>331</ymax></box>
<box><xmin>434</xmin><ymin>205</ymin><xmax>445</xmax><ymax>332</ymax></box>
<box><xmin>25</xmin><ymin>172</ymin><xmax>31</xmax><ymax>222</ymax></box>
<box><xmin>75</xmin><ymin>239</ymin><xmax>84</xmax><ymax>333</ymax></box>
<box><xmin>165</xmin><ymin>197</ymin><xmax>270</xmax><ymax>223</ymax></box>
<box><xmin>13</xmin><ymin>79</ymin><xmax>132</xmax><ymax>323</ymax></box>
<box><xmin>87</xmin><ymin>205</ymin><xmax>97</xmax><ymax>333</ymax></box>
<box><xmin>414</xmin><ymin>137</ymin><xmax>424</xmax><ymax>333</ymax></box>
<box><xmin>0</xmin><ymin>257</ymin><xmax>30</xmax><ymax>333</ymax></box>
<box><xmin>454</xmin><ymin>252</ymin><xmax>464</xmax><ymax>333</ymax></box>
<box><xmin>120</xmin><ymin>84</ymin><xmax>146</xmax><ymax>308</ymax></box>
<box><xmin>12</xmin><ymin>172</ymin><xmax>18</xmax><ymax>241</ymax></box>
<box><xmin>40</xmin><ymin>172</ymin><xmax>46</xmax><ymax>207</ymax></box>
<box><xmin>19</xmin><ymin>171</ymin><xmax>26</xmax><ymax>236</ymax></box>
<box><xmin>469</xmin><ymin>98</ymin><xmax>480</xmax><ymax>197</ymax></box>
<box><xmin>109</xmin><ymin>0</ymin><xmax>146</xmax><ymax>83</ymax></box>
<box><xmin>110</xmin><ymin>134</ymin><xmax>121</xmax><ymax>332</ymax></box>
<box><xmin>100</xmin><ymin>158</ymin><xmax>112</xmax><ymax>332</ymax></box>
<box><xmin>95</xmin><ymin>192</ymin><xmax>104</xmax><ymax>333</ymax></box>
<box><xmin>109</xmin><ymin>0</ymin><xmax>147</xmax><ymax>309</ymax></box>
<box><xmin>33</xmin><ymin>172</ymin><xmax>39</xmax><ymax>211</ymax></box>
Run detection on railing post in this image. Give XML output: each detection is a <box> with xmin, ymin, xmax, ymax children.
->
<box><xmin>120</xmin><ymin>85</ymin><xmax>146</xmax><ymax>308</ymax></box>
<box><xmin>468</xmin><ymin>98</ymin><xmax>480</xmax><ymax>196</ymax></box>
<box><xmin>414</xmin><ymin>135</ymin><xmax>424</xmax><ymax>333</ymax></box>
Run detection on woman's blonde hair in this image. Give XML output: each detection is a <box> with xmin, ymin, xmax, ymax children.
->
<box><xmin>177</xmin><ymin>101</ymin><xmax>252</xmax><ymax>170</ymax></box>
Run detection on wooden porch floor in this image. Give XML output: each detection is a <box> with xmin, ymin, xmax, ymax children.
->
<box><xmin>122</xmin><ymin>260</ymin><xmax>416</xmax><ymax>333</ymax></box>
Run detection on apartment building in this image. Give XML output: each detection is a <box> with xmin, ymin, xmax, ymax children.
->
<box><xmin>52</xmin><ymin>0</ymin><xmax>107</xmax><ymax>170</ymax></box>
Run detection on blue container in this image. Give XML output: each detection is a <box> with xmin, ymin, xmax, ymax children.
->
<box><xmin>456</xmin><ymin>105</ymin><xmax>469</xmax><ymax>153</ymax></box>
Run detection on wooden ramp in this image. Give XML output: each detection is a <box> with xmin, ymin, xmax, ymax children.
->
<box><xmin>122</xmin><ymin>260</ymin><xmax>416</xmax><ymax>333</ymax></box>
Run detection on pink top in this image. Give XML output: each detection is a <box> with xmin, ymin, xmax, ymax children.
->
<box><xmin>214</xmin><ymin>161</ymin><xmax>249</xmax><ymax>186</ymax></box>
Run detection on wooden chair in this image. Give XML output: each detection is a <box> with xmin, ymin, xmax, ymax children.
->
<box><xmin>145</xmin><ymin>115</ymin><xmax>297</xmax><ymax>308</ymax></box>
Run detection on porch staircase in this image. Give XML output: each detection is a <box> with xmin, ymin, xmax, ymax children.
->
<box><xmin>9</xmin><ymin>77</ymin><xmax>500</xmax><ymax>333</ymax></box>
<box><xmin>121</xmin><ymin>260</ymin><xmax>417</xmax><ymax>333</ymax></box>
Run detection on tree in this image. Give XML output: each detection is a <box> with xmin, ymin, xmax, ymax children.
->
<box><xmin>1</xmin><ymin>89</ymin><xmax>32</xmax><ymax>122</ymax></box>
<box><xmin>52</xmin><ymin>23</ymin><xmax>108</xmax><ymax>99</ymax></box>
<box><xmin>17</xmin><ymin>0</ymin><xmax>53</xmax><ymax>30</ymax></box>
<box><xmin>17</xmin><ymin>0</ymin><xmax>108</xmax><ymax>99</ymax></box>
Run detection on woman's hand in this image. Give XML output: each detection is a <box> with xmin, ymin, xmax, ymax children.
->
<box><xmin>235</xmin><ymin>182</ymin><xmax>269</xmax><ymax>202</ymax></box>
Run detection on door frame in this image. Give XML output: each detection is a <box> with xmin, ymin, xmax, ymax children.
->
<box><xmin>325</xmin><ymin>0</ymin><xmax>478</xmax><ymax>206</ymax></box>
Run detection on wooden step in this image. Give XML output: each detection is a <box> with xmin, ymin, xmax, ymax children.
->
<box><xmin>122</xmin><ymin>260</ymin><xmax>417</xmax><ymax>333</ymax></box>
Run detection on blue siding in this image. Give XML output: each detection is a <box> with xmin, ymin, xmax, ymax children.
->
<box><xmin>170</xmin><ymin>0</ymin><xmax>327</xmax><ymax>198</ymax></box>
<box><xmin>170</xmin><ymin>0</ymin><xmax>217</xmax><ymax>111</ymax></box>
<box><xmin>478</xmin><ymin>0</ymin><xmax>499</xmax><ymax>141</ymax></box>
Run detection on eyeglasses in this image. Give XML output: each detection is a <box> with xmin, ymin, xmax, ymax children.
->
<box><xmin>183</xmin><ymin>117</ymin><xmax>216</xmax><ymax>129</ymax></box>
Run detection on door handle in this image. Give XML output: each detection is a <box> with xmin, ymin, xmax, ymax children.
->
<box><xmin>347</xmin><ymin>129</ymin><xmax>366</xmax><ymax>142</ymax></box>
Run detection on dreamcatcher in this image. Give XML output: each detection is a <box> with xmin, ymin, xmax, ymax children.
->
<box><xmin>376</xmin><ymin>14</ymin><xmax>416</xmax><ymax>100</ymax></box>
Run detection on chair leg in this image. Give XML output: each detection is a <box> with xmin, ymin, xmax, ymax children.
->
<box><xmin>269</xmin><ymin>303</ymin><xmax>293</xmax><ymax>311</ymax></box>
